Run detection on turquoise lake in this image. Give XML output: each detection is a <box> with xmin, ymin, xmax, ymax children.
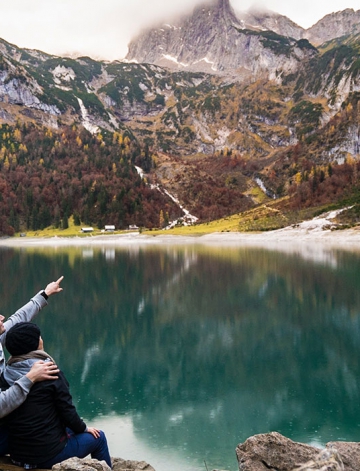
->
<box><xmin>1</xmin><ymin>241</ymin><xmax>360</xmax><ymax>471</ymax></box>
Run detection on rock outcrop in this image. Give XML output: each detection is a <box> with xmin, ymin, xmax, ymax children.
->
<box><xmin>236</xmin><ymin>432</ymin><xmax>360</xmax><ymax>471</ymax></box>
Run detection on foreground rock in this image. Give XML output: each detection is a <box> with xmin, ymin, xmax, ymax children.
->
<box><xmin>236</xmin><ymin>432</ymin><xmax>360</xmax><ymax>470</ymax></box>
<box><xmin>236</xmin><ymin>433</ymin><xmax>317</xmax><ymax>471</ymax></box>
<box><xmin>0</xmin><ymin>457</ymin><xmax>156</xmax><ymax>471</ymax></box>
<box><xmin>112</xmin><ymin>458</ymin><xmax>155</xmax><ymax>471</ymax></box>
<box><xmin>53</xmin><ymin>457</ymin><xmax>155</xmax><ymax>471</ymax></box>
<box><xmin>293</xmin><ymin>448</ymin><xmax>344</xmax><ymax>470</ymax></box>
<box><xmin>53</xmin><ymin>458</ymin><xmax>111</xmax><ymax>471</ymax></box>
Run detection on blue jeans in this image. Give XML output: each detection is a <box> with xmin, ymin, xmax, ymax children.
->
<box><xmin>0</xmin><ymin>425</ymin><xmax>8</xmax><ymax>456</ymax></box>
<box><xmin>37</xmin><ymin>430</ymin><xmax>111</xmax><ymax>469</ymax></box>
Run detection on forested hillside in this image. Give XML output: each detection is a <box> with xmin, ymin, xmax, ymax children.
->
<box><xmin>0</xmin><ymin>123</ymin><xmax>182</xmax><ymax>235</ymax></box>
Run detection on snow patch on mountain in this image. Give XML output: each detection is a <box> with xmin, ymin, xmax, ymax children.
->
<box><xmin>77</xmin><ymin>97</ymin><xmax>99</xmax><ymax>134</ymax></box>
<box><xmin>51</xmin><ymin>65</ymin><xmax>76</xmax><ymax>84</ymax></box>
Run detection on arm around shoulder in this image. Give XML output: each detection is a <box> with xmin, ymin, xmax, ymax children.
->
<box><xmin>0</xmin><ymin>376</ymin><xmax>32</xmax><ymax>419</ymax></box>
<box><xmin>0</xmin><ymin>361</ymin><xmax>59</xmax><ymax>419</ymax></box>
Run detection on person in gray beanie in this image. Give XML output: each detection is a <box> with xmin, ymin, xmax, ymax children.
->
<box><xmin>5</xmin><ymin>323</ymin><xmax>41</xmax><ymax>356</ymax></box>
<box><xmin>1</xmin><ymin>322</ymin><xmax>112</xmax><ymax>469</ymax></box>
<box><xmin>0</xmin><ymin>277</ymin><xmax>63</xmax><ymax>455</ymax></box>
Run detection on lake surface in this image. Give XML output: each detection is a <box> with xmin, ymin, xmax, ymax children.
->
<box><xmin>1</xmin><ymin>241</ymin><xmax>360</xmax><ymax>471</ymax></box>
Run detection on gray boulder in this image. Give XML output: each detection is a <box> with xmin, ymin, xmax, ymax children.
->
<box><xmin>112</xmin><ymin>457</ymin><xmax>156</xmax><ymax>471</ymax></box>
<box><xmin>236</xmin><ymin>432</ymin><xmax>360</xmax><ymax>471</ymax></box>
<box><xmin>52</xmin><ymin>458</ymin><xmax>111</xmax><ymax>471</ymax></box>
<box><xmin>292</xmin><ymin>446</ymin><xmax>344</xmax><ymax>470</ymax></box>
<box><xmin>325</xmin><ymin>441</ymin><xmax>360</xmax><ymax>470</ymax></box>
<box><xmin>236</xmin><ymin>432</ymin><xmax>319</xmax><ymax>471</ymax></box>
<box><xmin>52</xmin><ymin>457</ymin><xmax>156</xmax><ymax>471</ymax></box>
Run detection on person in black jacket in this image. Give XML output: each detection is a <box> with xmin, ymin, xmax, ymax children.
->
<box><xmin>0</xmin><ymin>322</ymin><xmax>112</xmax><ymax>469</ymax></box>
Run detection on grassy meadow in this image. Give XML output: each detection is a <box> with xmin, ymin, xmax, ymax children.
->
<box><xmin>15</xmin><ymin>198</ymin><xmax>343</xmax><ymax>239</ymax></box>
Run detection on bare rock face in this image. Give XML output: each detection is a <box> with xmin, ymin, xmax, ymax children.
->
<box><xmin>305</xmin><ymin>8</ymin><xmax>360</xmax><ymax>45</ymax></box>
<box><xmin>126</xmin><ymin>0</ymin><xmax>242</xmax><ymax>71</ymax></box>
<box><xmin>125</xmin><ymin>0</ymin><xmax>315</xmax><ymax>79</ymax></box>
<box><xmin>236</xmin><ymin>433</ymin><xmax>360</xmax><ymax>471</ymax></box>
<box><xmin>236</xmin><ymin>432</ymin><xmax>319</xmax><ymax>471</ymax></box>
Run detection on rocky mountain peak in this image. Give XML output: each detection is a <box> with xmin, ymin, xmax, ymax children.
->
<box><xmin>125</xmin><ymin>0</ymin><xmax>314</xmax><ymax>78</ymax></box>
<box><xmin>189</xmin><ymin>0</ymin><xmax>240</xmax><ymax>29</ymax></box>
<box><xmin>125</xmin><ymin>0</ymin><xmax>243</xmax><ymax>73</ymax></box>
<box><xmin>305</xmin><ymin>8</ymin><xmax>360</xmax><ymax>45</ymax></box>
<box><xmin>216</xmin><ymin>0</ymin><xmax>235</xmax><ymax>20</ymax></box>
<box><xmin>237</xmin><ymin>8</ymin><xmax>305</xmax><ymax>40</ymax></box>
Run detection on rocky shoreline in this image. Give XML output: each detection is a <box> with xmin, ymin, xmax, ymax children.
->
<box><xmin>0</xmin><ymin>456</ymin><xmax>156</xmax><ymax>471</ymax></box>
<box><xmin>1</xmin><ymin>432</ymin><xmax>359</xmax><ymax>471</ymax></box>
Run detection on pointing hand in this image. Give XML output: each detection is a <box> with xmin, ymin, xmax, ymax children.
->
<box><xmin>44</xmin><ymin>276</ymin><xmax>64</xmax><ymax>297</ymax></box>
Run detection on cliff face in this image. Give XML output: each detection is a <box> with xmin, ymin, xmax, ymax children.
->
<box><xmin>125</xmin><ymin>0</ymin><xmax>316</xmax><ymax>78</ymax></box>
<box><xmin>126</xmin><ymin>0</ymin><xmax>240</xmax><ymax>72</ymax></box>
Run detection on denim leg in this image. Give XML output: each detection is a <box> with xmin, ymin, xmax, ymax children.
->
<box><xmin>0</xmin><ymin>425</ymin><xmax>8</xmax><ymax>456</ymax></box>
<box><xmin>38</xmin><ymin>430</ymin><xmax>111</xmax><ymax>469</ymax></box>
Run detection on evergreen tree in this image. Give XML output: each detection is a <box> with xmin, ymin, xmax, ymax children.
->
<box><xmin>62</xmin><ymin>213</ymin><xmax>69</xmax><ymax>230</ymax></box>
<box><xmin>74</xmin><ymin>213</ymin><xmax>81</xmax><ymax>226</ymax></box>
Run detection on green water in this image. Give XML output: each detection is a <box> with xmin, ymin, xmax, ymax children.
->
<box><xmin>1</xmin><ymin>242</ymin><xmax>360</xmax><ymax>471</ymax></box>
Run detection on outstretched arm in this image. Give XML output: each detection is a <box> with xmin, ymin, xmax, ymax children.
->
<box><xmin>1</xmin><ymin>276</ymin><xmax>64</xmax><ymax>346</ymax></box>
<box><xmin>0</xmin><ymin>276</ymin><xmax>63</xmax><ymax>418</ymax></box>
<box><xmin>0</xmin><ymin>361</ymin><xmax>59</xmax><ymax>418</ymax></box>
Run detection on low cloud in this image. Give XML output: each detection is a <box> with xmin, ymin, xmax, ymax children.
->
<box><xmin>0</xmin><ymin>0</ymin><xmax>358</xmax><ymax>60</ymax></box>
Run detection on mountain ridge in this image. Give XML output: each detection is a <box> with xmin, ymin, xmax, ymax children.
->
<box><xmin>305</xmin><ymin>8</ymin><xmax>360</xmax><ymax>45</ymax></box>
<box><xmin>126</xmin><ymin>0</ymin><xmax>360</xmax><ymax>75</ymax></box>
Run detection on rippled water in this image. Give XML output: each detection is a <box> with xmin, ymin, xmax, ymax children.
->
<box><xmin>1</xmin><ymin>242</ymin><xmax>360</xmax><ymax>471</ymax></box>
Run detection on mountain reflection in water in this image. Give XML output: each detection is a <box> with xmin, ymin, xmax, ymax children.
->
<box><xmin>1</xmin><ymin>243</ymin><xmax>360</xmax><ymax>471</ymax></box>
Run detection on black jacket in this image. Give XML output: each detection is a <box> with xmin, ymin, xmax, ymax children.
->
<box><xmin>0</xmin><ymin>370</ymin><xmax>86</xmax><ymax>464</ymax></box>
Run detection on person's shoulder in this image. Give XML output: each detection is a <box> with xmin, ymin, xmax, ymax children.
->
<box><xmin>51</xmin><ymin>369</ymin><xmax>70</xmax><ymax>388</ymax></box>
<box><xmin>31</xmin><ymin>369</ymin><xmax>67</xmax><ymax>391</ymax></box>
